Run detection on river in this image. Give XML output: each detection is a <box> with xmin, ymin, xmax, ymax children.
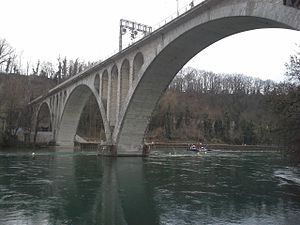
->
<box><xmin>0</xmin><ymin>148</ymin><xmax>299</xmax><ymax>225</ymax></box>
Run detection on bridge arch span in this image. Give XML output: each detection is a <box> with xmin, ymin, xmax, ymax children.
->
<box><xmin>57</xmin><ymin>84</ymin><xmax>105</xmax><ymax>146</ymax></box>
<box><xmin>115</xmin><ymin>0</ymin><xmax>300</xmax><ymax>154</ymax></box>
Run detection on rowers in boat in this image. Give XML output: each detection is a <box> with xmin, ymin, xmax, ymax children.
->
<box><xmin>187</xmin><ymin>143</ymin><xmax>208</xmax><ymax>152</ymax></box>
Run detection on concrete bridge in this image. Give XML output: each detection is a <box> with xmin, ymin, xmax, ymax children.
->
<box><xmin>30</xmin><ymin>0</ymin><xmax>300</xmax><ymax>156</ymax></box>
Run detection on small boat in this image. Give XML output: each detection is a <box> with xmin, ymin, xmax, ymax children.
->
<box><xmin>187</xmin><ymin>144</ymin><xmax>208</xmax><ymax>152</ymax></box>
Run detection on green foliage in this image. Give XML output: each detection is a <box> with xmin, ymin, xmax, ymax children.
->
<box><xmin>214</xmin><ymin>119</ymin><xmax>224</xmax><ymax>139</ymax></box>
<box><xmin>267</xmin><ymin>49</ymin><xmax>300</xmax><ymax>153</ymax></box>
<box><xmin>269</xmin><ymin>85</ymin><xmax>300</xmax><ymax>147</ymax></box>
<box><xmin>164</xmin><ymin>105</ymin><xmax>173</xmax><ymax>139</ymax></box>
<box><xmin>240</xmin><ymin>120</ymin><xmax>256</xmax><ymax>145</ymax></box>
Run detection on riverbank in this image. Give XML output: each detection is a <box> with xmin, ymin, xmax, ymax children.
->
<box><xmin>0</xmin><ymin>140</ymin><xmax>286</xmax><ymax>153</ymax></box>
<box><xmin>147</xmin><ymin>142</ymin><xmax>286</xmax><ymax>152</ymax></box>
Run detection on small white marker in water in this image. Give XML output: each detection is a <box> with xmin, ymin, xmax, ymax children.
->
<box><xmin>32</xmin><ymin>152</ymin><xmax>35</xmax><ymax>157</ymax></box>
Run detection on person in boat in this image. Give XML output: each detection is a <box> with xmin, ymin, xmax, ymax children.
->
<box><xmin>197</xmin><ymin>142</ymin><xmax>203</xmax><ymax>149</ymax></box>
<box><xmin>190</xmin><ymin>144</ymin><xmax>197</xmax><ymax>150</ymax></box>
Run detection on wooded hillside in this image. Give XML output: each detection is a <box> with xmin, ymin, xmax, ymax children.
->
<box><xmin>146</xmin><ymin>68</ymin><xmax>278</xmax><ymax>145</ymax></box>
<box><xmin>0</xmin><ymin>73</ymin><xmax>56</xmax><ymax>135</ymax></box>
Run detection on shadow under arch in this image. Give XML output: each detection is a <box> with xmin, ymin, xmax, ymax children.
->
<box><xmin>109</xmin><ymin>65</ymin><xmax>119</xmax><ymax>127</ymax></box>
<box><xmin>94</xmin><ymin>73</ymin><xmax>100</xmax><ymax>95</ymax></box>
<box><xmin>101</xmin><ymin>70</ymin><xmax>109</xmax><ymax>114</ymax></box>
<box><xmin>120</xmin><ymin>59</ymin><xmax>130</xmax><ymax>110</ymax></box>
<box><xmin>57</xmin><ymin>84</ymin><xmax>105</xmax><ymax>146</ymax></box>
<box><xmin>36</xmin><ymin>102</ymin><xmax>52</xmax><ymax>132</ymax></box>
<box><xmin>133</xmin><ymin>52</ymin><xmax>144</xmax><ymax>84</ymax></box>
<box><xmin>115</xmin><ymin>3</ymin><xmax>300</xmax><ymax>153</ymax></box>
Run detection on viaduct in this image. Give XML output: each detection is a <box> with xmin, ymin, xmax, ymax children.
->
<box><xmin>30</xmin><ymin>0</ymin><xmax>300</xmax><ymax>156</ymax></box>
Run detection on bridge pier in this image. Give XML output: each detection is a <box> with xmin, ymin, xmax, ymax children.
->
<box><xmin>98</xmin><ymin>145</ymin><xmax>118</xmax><ymax>157</ymax></box>
<box><xmin>98</xmin><ymin>144</ymin><xmax>150</xmax><ymax>157</ymax></box>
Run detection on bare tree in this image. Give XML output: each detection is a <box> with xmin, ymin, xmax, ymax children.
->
<box><xmin>62</xmin><ymin>57</ymin><xmax>67</xmax><ymax>79</ymax></box>
<box><xmin>32</xmin><ymin>60</ymin><xmax>40</xmax><ymax>75</ymax></box>
<box><xmin>285</xmin><ymin>47</ymin><xmax>300</xmax><ymax>84</ymax></box>
<box><xmin>0</xmin><ymin>39</ymin><xmax>14</xmax><ymax>68</ymax></box>
<box><xmin>4</xmin><ymin>54</ymin><xmax>19</xmax><ymax>74</ymax></box>
<box><xmin>40</xmin><ymin>61</ymin><xmax>55</xmax><ymax>78</ymax></box>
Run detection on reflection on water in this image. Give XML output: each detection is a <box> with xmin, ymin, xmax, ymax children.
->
<box><xmin>0</xmin><ymin>150</ymin><xmax>299</xmax><ymax>224</ymax></box>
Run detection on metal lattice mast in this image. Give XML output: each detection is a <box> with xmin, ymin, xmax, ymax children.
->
<box><xmin>119</xmin><ymin>19</ymin><xmax>152</xmax><ymax>51</ymax></box>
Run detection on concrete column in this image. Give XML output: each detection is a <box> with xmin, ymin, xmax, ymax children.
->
<box><xmin>129</xmin><ymin>60</ymin><xmax>133</xmax><ymax>90</ymax></box>
<box><xmin>116</xmin><ymin>66</ymin><xmax>121</xmax><ymax>126</ymax></box>
<box><xmin>109</xmin><ymin>66</ymin><xmax>118</xmax><ymax>128</ymax></box>
<box><xmin>107</xmin><ymin>71</ymin><xmax>111</xmax><ymax>122</ymax></box>
<box><xmin>99</xmin><ymin>72</ymin><xmax>103</xmax><ymax>100</ymax></box>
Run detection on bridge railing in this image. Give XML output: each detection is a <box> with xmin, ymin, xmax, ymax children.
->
<box><xmin>105</xmin><ymin>0</ymin><xmax>286</xmax><ymax>60</ymax></box>
<box><xmin>104</xmin><ymin>0</ymin><xmax>208</xmax><ymax>60</ymax></box>
<box><xmin>152</xmin><ymin>0</ymin><xmax>207</xmax><ymax>32</ymax></box>
<box><xmin>151</xmin><ymin>0</ymin><xmax>286</xmax><ymax>33</ymax></box>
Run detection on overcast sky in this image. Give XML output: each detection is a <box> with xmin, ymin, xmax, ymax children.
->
<box><xmin>1</xmin><ymin>0</ymin><xmax>300</xmax><ymax>82</ymax></box>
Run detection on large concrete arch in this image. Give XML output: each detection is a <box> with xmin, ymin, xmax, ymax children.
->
<box><xmin>115</xmin><ymin>0</ymin><xmax>300</xmax><ymax>154</ymax></box>
<box><xmin>57</xmin><ymin>84</ymin><xmax>101</xmax><ymax>145</ymax></box>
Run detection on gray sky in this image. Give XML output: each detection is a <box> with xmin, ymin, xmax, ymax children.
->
<box><xmin>1</xmin><ymin>0</ymin><xmax>300</xmax><ymax>82</ymax></box>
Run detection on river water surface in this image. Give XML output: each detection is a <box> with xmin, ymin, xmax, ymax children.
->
<box><xmin>0</xmin><ymin>149</ymin><xmax>300</xmax><ymax>225</ymax></box>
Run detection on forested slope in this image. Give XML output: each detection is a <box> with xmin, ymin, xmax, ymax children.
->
<box><xmin>0</xmin><ymin>73</ymin><xmax>56</xmax><ymax>133</ymax></box>
<box><xmin>146</xmin><ymin>68</ymin><xmax>278</xmax><ymax>145</ymax></box>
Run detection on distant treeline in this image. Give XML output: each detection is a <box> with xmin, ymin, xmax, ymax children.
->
<box><xmin>146</xmin><ymin>69</ymin><xmax>277</xmax><ymax>145</ymax></box>
<box><xmin>0</xmin><ymin>74</ymin><xmax>56</xmax><ymax>145</ymax></box>
<box><xmin>0</xmin><ymin>38</ymin><xmax>97</xmax><ymax>84</ymax></box>
<box><xmin>171</xmin><ymin>67</ymin><xmax>277</xmax><ymax>95</ymax></box>
<box><xmin>146</xmin><ymin>66</ymin><xmax>300</xmax><ymax>152</ymax></box>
